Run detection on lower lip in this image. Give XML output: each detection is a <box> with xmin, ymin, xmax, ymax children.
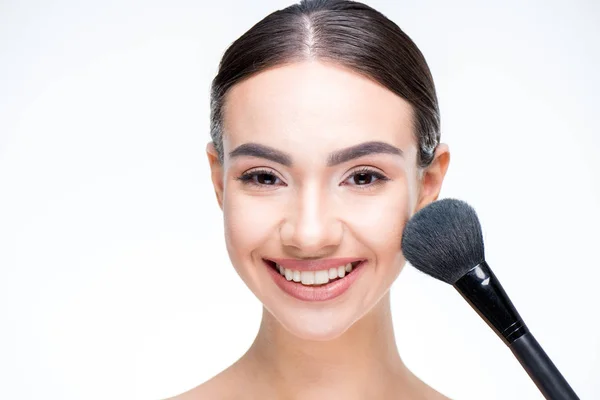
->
<box><xmin>264</xmin><ymin>260</ymin><xmax>366</xmax><ymax>302</ymax></box>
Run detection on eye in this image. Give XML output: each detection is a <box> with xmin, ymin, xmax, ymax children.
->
<box><xmin>342</xmin><ymin>166</ymin><xmax>390</xmax><ymax>189</ymax></box>
<box><xmin>236</xmin><ymin>168</ymin><xmax>285</xmax><ymax>188</ymax></box>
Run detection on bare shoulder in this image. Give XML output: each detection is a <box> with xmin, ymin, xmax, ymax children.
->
<box><xmin>164</xmin><ymin>367</ymin><xmax>242</xmax><ymax>400</ymax></box>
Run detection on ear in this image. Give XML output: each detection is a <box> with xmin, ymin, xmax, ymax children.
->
<box><xmin>415</xmin><ymin>143</ymin><xmax>450</xmax><ymax>212</ymax></box>
<box><xmin>206</xmin><ymin>142</ymin><xmax>225</xmax><ymax>210</ymax></box>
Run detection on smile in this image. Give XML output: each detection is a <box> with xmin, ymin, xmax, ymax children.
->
<box><xmin>262</xmin><ymin>258</ymin><xmax>367</xmax><ymax>302</ymax></box>
<box><xmin>267</xmin><ymin>260</ymin><xmax>361</xmax><ymax>286</ymax></box>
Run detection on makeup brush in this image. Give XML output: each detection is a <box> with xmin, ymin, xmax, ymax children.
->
<box><xmin>400</xmin><ymin>198</ymin><xmax>579</xmax><ymax>400</ymax></box>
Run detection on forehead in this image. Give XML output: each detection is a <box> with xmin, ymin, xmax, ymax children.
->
<box><xmin>222</xmin><ymin>61</ymin><xmax>416</xmax><ymax>157</ymax></box>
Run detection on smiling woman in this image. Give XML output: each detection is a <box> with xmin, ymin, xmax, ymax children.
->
<box><xmin>171</xmin><ymin>0</ymin><xmax>450</xmax><ymax>399</ymax></box>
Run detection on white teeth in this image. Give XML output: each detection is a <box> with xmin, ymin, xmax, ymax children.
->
<box><xmin>301</xmin><ymin>271</ymin><xmax>315</xmax><ymax>285</ymax></box>
<box><xmin>284</xmin><ymin>269</ymin><xmax>293</xmax><ymax>281</ymax></box>
<box><xmin>274</xmin><ymin>262</ymin><xmax>359</xmax><ymax>286</ymax></box>
<box><xmin>328</xmin><ymin>267</ymin><xmax>338</xmax><ymax>279</ymax></box>
<box><xmin>315</xmin><ymin>270</ymin><xmax>329</xmax><ymax>284</ymax></box>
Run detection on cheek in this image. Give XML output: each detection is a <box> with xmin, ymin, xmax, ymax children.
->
<box><xmin>223</xmin><ymin>190</ymin><xmax>282</xmax><ymax>263</ymax></box>
<box><xmin>341</xmin><ymin>186</ymin><xmax>411</xmax><ymax>258</ymax></box>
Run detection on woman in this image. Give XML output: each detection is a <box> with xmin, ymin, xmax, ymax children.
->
<box><xmin>174</xmin><ymin>0</ymin><xmax>450</xmax><ymax>398</ymax></box>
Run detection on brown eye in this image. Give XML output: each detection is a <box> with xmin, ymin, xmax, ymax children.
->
<box><xmin>352</xmin><ymin>172</ymin><xmax>375</xmax><ymax>185</ymax></box>
<box><xmin>236</xmin><ymin>168</ymin><xmax>284</xmax><ymax>188</ymax></box>
<box><xmin>342</xmin><ymin>167</ymin><xmax>390</xmax><ymax>190</ymax></box>
<box><xmin>256</xmin><ymin>173</ymin><xmax>277</xmax><ymax>185</ymax></box>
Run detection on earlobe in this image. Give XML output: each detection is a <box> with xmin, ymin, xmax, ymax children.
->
<box><xmin>415</xmin><ymin>143</ymin><xmax>450</xmax><ymax>212</ymax></box>
<box><xmin>206</xmin><ymin>142</ymin><xmax>225</xmax><ymax>210</ymax></box>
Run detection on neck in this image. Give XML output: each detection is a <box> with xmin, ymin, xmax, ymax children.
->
<box><xmin>242</xmin><ymin>293</ymin><xmax>416</xmax><ymax>399</ymax></box>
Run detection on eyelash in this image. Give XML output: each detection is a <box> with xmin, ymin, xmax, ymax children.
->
<box><xmin>235</xmin><ymin>166</ymin><xmax>390</xmax><ymax>190</ymax></box>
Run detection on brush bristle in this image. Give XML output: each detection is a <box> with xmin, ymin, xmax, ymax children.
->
<box><xmin>401</xmin><ymin>198</ymin><xmax>485</xmax><ymax>285</ymax></box>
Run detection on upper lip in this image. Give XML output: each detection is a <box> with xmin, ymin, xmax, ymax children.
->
<box><xmin>264</xmin><ymin>257</ymin><xmax>365</xmax><ymax>271</ymax></box>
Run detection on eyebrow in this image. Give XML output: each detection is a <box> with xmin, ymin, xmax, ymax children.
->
<box><xmin>228</xmin><ymin>140</ymin><xmax>403</xmax><ymax>167</ymax></box>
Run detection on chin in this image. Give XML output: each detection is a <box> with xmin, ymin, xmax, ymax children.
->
<box><xmin>265</xmin><ymin>300</ymin><xmax>363</xmax><ymax>341</ymax></box>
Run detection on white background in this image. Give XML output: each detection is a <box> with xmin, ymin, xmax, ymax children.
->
<box><xmin>1</xmin><ymin>0</ymin><xmax>599</xmax><ymax>399</ymax></box>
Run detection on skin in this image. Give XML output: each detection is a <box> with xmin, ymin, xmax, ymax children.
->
<box><xmin>170</xmin><ymin>60</ymin><xmax>450</xmax><ymax>399</ymax></box>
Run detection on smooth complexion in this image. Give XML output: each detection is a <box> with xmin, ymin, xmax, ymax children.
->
<box><xmin>174</xmin><ymin>60</ymin><xmax>450</xmax><ymax>399</ymax></box>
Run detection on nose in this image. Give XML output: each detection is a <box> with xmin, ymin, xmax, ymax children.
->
<box><xmin>279</xmin><ymin>184</ymin><xmax>343</xmax><ymax>255</ymax></box>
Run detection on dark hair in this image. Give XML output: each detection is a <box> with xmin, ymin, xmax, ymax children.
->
<box><xmin>210</xmin><ymin>0</ymin><xmax>440</xmax><ymax>168</ymax></box>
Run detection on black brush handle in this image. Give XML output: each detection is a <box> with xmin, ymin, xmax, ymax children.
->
<box><xmin>455</xmin><ymin>262</ymin><xmax>579</xmax><ymax>400</ymax></box>
<box><xmin>510</xmin><ymin>333</ymin><xmax>579</xmax><ymax>400</ymax></box>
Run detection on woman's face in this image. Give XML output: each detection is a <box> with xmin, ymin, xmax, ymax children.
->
<box><xmin>208</xmin><ymin>60</ymin><xmax>448</xmax><ymax>340</ymax></box>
